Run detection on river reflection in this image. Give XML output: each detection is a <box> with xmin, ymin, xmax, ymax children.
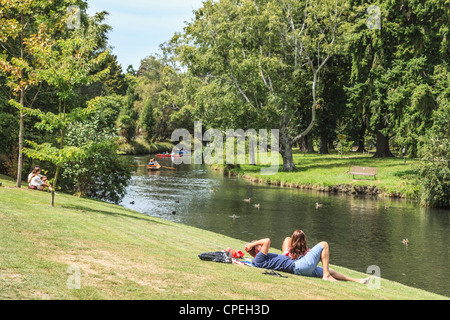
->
<box><xmin>120</xmin><ymin>155</ymin><xmax>449</xmax><ymax>297</ymax></box>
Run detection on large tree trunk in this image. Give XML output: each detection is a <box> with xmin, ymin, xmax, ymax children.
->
<box><xmin>319</xmin><ymin>133</ymin><xmax>329</xmax><ymax>154</ymax></box>
<box><xmin>356</xmin><ymin>116</ymin><xmax>367</xmax><ymax>152</ymax></box>
<box><xmin>16</xmin><ymin>90</ymin><xmax>25</xmax><ymax>188</ymax></box>
<box><xmin>307</xmin><ymin>134</ymin><xmax>314</xmax><ymax>152</ymax></box>
<box><xmin>300</xmin><ymin>136</ymin><xmax>308</xmax><ymax>152</ymax></box>
<box><xmin>373</xmin><ymin>129</ymin><xmax>394</xmax><ymax>157</ymax></box>
<box><xmin>16</xmin><ymin>12</ymin><xmax>25</xmax><ymax>188</ymax></box>
<box><xmin>280</xmin><ymin>124</ymin><xmax>297</xmax><ymax>171</ymax></box>
<box><xmin>16</xmin><ymin>113</ymin><xmax>24</xmax><ymax>187</ymax></box>
<box><xmin>299</xmin><ymin>134</ymin><xmax>315</xmax><ymax>152</ymax></box>
<box><xmin>281</xmin><ymin>142</ymin><xmax>296</xmax><ymax>171</ymax></box>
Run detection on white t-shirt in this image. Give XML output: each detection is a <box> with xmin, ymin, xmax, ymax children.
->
<box><xmin>30</xmin><ymin>174</ymin><xmax>44</xmax><ymax>187</ymax></box>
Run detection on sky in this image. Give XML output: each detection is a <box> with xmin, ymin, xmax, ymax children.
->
<box><xmin>86</xmin><ymin>0</ymin><xmax>204</xmax><ymax>71</ymax></box>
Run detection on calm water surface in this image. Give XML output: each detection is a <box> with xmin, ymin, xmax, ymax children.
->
<box><xmin>120</xmin><ymin>155</ymin><xmax>449</xmax><ymax>297</ymax></box>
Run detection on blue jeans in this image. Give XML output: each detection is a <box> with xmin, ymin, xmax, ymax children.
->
<box><xmin>293</xmin><ymin>244</ymin><xmax>324</xmax><ymax>278</ymax></box>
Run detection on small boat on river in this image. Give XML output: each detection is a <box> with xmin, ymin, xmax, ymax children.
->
<box><xmin>156</xmin><ymin>153</ymin><xmax>182</xmax><ymax>158</ymax></box>
<box><xmin>147</xmin><ymin>163</ymin><xmax>161</xmax><ymax>171</ymax></box>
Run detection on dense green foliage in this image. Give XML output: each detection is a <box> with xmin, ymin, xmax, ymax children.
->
<box><xmin>346</xmin><ymin>0</ymin><xmax>448</xmax><ymax>158</ymax></box>
<box><xmin>0</xmin><ymin>0</ymin><xmax>448</xmax><ymax>207</ymax></box>
<box><xmin>175</xmin><ymin>0</ymin><xmax>350</xmax><ymax>170</ymax></box>
<box><xmin>0</xmin><ymin>1</ymin><xmax>131</xmax><ymax>203</ymax></box>
<box><xmin>61</xmin><ymin>96</ymin><xmax>132</xmax><ymax>203</ymax></box>
<box><xmin>417</xmin><ymin>103</ymin><xmax>449</xmax><ymax>208</ymax></box>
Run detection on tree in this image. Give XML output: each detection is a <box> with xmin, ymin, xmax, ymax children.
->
<box><xmin>140</xmin><ymin>99</ymin><xmax>156</xmax><ymax>140</ymax></box>
<box><xmin>133</xmin><ymin>53</ymin><xmax>193</xmax><ymax>141</ymax></box>
<box><xmin>117</xmin><ymin>114</ymin><xmax>136</xmax><ymax>143</ymax></box>
<box><xmin>0</xmin><ymin>0</ymin><xmax>84</xmax><ymax>187</ymax></box>
<box><xmin>417</xmin><ymin>104</ymin><xmax>449</xmax><ymax>208</ymax></box>
<box><xmin>102</xmin><ymin>53</ymin><xmax>128</xmax><ymax>96</ymax></box>
<box><xmin>346</xmin><ymin>0</ymin><xmax>448</xmax><ymax>158</ymax></box>
<box><xmin>17</xmin><ymin>13</ymin><xmax>110</xmax><ymax>206</ymax></box>
<box><xmin>117</xmin><ymin>73</ymin><xmax>139</xmax><ymax>142</ymax></box>
<box><xmin>62</xmin><ymin>103</ymin><xmax>132</xmax><ymax>203</ymax></box>
<box><xmin>177</xmin><ymin>0</ymin><xmax>349</xmax><ymax>171</ymax></box>
<box><xmin>415</xmin><ymin>59</ymin><xmax>449</xmax><ymax>208</ymax></box>
<box><xmin>0</xmin><ymin>89</ymin><xmax>18</xmax><ymax>176</ymax></box>
<box><xmin>315</xmin><ymin>55</ymin><xmax>351</xmax><ymax>154</ymax></box>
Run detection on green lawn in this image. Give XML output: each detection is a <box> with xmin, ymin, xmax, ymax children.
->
<box><xmin>0</xmin><ymin>173</ymin><xmax>446</xmax><ymax>300</ymax></box>
<box><xmin>220</xmin><ymin>151</ymin><xmax>420</xmax><ymax>200</ymax></box>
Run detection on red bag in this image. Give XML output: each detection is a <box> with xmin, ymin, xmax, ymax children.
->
<box><xmin>225</xmin><ymin>247</ymin><xmax>244</xmax><ymax>258</ymax></box>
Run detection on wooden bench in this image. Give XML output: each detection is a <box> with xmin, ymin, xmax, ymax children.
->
<box><xmin>348</xmin><ymin>166</ymin><xmax>378</xmax><ymax>180</ymax></box>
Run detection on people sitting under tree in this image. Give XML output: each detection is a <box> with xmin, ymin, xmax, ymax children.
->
<box><xmin>28</xmin><ymin>166</ymin><xmax>52</xmax><ymax>192</ymax></box>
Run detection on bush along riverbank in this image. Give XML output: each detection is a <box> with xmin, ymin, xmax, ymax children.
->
<box><xmin>0</xmin><ymin>173</ymin><xmax>447</xmax><ymax>300</ymax></box>
<box><xmin>211</xmin><ymin>152</ymin><xmax>421</xmax><ymax>200</ymax></box>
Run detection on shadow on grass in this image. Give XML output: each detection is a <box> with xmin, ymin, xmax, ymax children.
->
<box><xmin>61</xmin><ymin>204</ymin><xmax>170</xmax><ymax>226</ymax></box>
<box><xmin>392</xmin><ymin>169</ymin><xmax>418</xmax><ymax>178</ymax></box>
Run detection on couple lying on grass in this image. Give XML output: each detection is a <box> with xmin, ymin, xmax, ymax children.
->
<box><xmin>245</xmin><ymin>229</ymin><xmax>370</xmax><ymax>284</ymax></box>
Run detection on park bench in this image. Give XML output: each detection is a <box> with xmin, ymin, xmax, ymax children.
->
<box><xmin>348</xmin><ymin>166</ymin><xmax>378</xmax><ymax>180</ymax></box>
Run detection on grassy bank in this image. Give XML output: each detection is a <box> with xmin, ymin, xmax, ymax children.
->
<box><xmin>215</xmin><ymin>151</ymin><xmax>420</xmax><ymax>200</ymax></box>
<box><xmin>0</xmin><ymin>174</ymin><xmax>445</xmax><ymax>300</ymax></box>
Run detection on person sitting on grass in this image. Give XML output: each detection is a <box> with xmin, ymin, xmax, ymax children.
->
<box><xmin>283</xmin><ymin>229</ymin><xmax>369</xmax><ymax>283</ymax></box>
<box><xmin>246</xmin><ymin>235</ymin><xmax>369</xmax><ymax>284</ymax></box>
<box><xmin>28</xmin><ymin>166</ymin><xmax>52</xmax><ymax>192</ymax></box>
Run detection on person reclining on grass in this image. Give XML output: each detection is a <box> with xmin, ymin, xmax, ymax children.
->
<box><xmin>245</xmin><ymin>235</ymin><xmax>369</xmax><ymax>284</ymax></box>
<box><xmin>283</xmin><ymin>229</ymin><xmax>369</xmax><ymax>283</ymax></box>
<box><xmin>28</xmin><ymin>166</ymin><xmax>52</xmax><ymax>192</ymax></box>
<box><xmin>245</xmin><ymin>238</ymin><xmax>295</xmax><ymax>274</ymax></box>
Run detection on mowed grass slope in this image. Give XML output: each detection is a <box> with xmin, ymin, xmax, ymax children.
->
<box><xmin>0</xmin><ymin>174</ymin><xmax>446</xmax><ymax>300</ymax></box>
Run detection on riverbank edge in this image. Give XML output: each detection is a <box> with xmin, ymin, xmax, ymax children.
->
<box><xmin>0</xmin><ymin>174</ymin><xmax>447</xmax><ymax>300</ymax></box>
<box><xmin>211</xmin><ymin>164</ymin><xmax>413</xmax><ymax>200</ymax></box>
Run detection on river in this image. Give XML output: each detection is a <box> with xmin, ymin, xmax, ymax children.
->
<box><xmin>119</xmin><ymin>155</ymin><xmax>449</xmax><ymax>298</ymax></box>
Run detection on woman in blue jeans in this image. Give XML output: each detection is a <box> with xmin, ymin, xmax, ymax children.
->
<box><xmin>246</xmin><ymin>235</ymin><xmax>369</xmax><ymax>283</ymax></box>
<box><xmin>282</xmin><ymin>230</ymin><xmax>369</xmax><ymax>283</ymax></box>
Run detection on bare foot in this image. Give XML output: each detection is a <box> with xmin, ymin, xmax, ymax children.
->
<box><xmin>322</xmin><ymin>274</ymin><xmax>338</xmax><ymax>282</ymax></box>
<box><xmin>359</xmin><ymin>277</ymin><xmax>370</xmax><ymax>284</ymax></box>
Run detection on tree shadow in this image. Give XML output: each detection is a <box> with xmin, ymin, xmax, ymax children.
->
<box><xmin>294</xmin><ymin>155</ymin><xmax>397</xmax><ymax>171</ymax></box>
<box><xmin>61</xmin><ymin>204</ymin><xmax>170</xmax><ymax>226</ymax></box>
<box><xmin>392</xmin><ymin>169</ymin><xmax>417</xmax><ymax>178</ymax></box>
